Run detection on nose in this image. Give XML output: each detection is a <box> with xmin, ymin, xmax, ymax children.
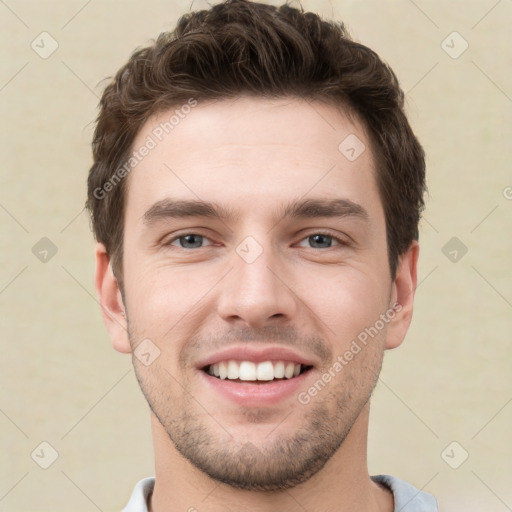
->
<box><xmin>216</xmin><ymin>240</ymin><xmax>297</xmax><ymax>328</ymax></box>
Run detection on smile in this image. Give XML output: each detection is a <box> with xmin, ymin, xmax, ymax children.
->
<box><xmin>204</xmin><ymin>360</ymin><xmax>313</xmax><ymax>382</ymax></box>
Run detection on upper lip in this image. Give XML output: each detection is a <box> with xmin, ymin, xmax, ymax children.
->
<box><xmin>196</xmin><ymin>345</ymin><xmax>317</xmax><ymax>369</ymax></box>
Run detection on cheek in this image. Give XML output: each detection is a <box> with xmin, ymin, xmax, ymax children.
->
<box><xmin>123</xmin><ymin>257</ymin><xmax>219</xmax><ymax>340</ymax></box>
<box><xmin>295</xmin><ymin>267</ymin><xmax>390</xmax><ymax>347</ymax></box>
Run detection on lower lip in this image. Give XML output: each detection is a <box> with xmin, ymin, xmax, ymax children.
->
<box><xmin>198</xmin><ymin>369</ymin><xmax>312</xmax><ymax>407</ymax></box>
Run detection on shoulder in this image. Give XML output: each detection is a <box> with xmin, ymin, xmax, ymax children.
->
<box><xmin>122</xmin><ymin>475</ymin><xmax>438</xmax><ymax>512</ymax></box>
<box><xmin>371</xmin><ymin>474</ymin><xmax>439</xmax><ymax>512</ymax></box>
<box><xmin>121</xmin><ymin>477</ymin><xmax>155</xmax><ymax>512</ymax></box>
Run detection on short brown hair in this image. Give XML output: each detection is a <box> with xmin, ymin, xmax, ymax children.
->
<box><xmin>87</xmin><ymin>0</ymin><xmax>426</xmax><ymax>284</ymax></box>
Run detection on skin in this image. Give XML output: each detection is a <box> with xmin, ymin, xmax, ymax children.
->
<box><xmin>95</xmin><ymin>96</ymin><xmax>419</xmax><ymax>512</ymax></box>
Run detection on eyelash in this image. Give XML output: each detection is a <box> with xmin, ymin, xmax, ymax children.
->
<box><xmin>297</xmin><ymin>231</ymin><xmax>349</xmax><ymax>248</ymax></box>
<box><xmin>166</xmin><ymin>231</ymin><xmax>350</xmax><ymax>249</ymax></box>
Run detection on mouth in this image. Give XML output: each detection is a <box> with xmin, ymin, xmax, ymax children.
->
<box><xmin>196</xmin><ymin>346</ymin><xmax>317</xmax><ymax>406</ymax></box>
<box><xmin>202</xmin><ymin>360</ymin><xmax>314</xmax><ymax>383</ymax></box>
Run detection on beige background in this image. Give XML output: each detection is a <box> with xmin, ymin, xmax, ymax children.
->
<box><xmin>1</xmin><ymin>0</ymin><xmax>511</xmax><ymax>510</ymax></box>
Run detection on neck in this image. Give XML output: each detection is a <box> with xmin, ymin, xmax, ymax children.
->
<box><xmin>148</xmin><ymin>403</ymin><xmax>393</xmax><ymax>512</ymax></box>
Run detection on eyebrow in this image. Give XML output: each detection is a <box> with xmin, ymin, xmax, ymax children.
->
<box><xmin>281</xmin><ymin>197</ymin><xmax>368</xmax><ymax>221</ymax></box>
<box><xmin>142</xmin><ymin>197</ymin><xmax>368</xmax><ymax>226</ymax></box>
<box><xmin>142</xmin><ymin>199</ymin><xmax>239</xmax><ymax>225</ymax></box>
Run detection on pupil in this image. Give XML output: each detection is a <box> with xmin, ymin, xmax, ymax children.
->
<box><xmin>310</xmin><ymin>234</ymin><xmax>331</xmax><ymax>248</ymax></box>
<box><xmin>181</xmin><ymin>234</ymin><xmax>202</xmax><ymax>248</ymax></box>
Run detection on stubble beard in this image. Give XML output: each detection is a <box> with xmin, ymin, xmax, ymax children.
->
<box><xmin>132</xmin><ymin>359</ymin><xmax>381</xmax><ymax>492</ymax></box>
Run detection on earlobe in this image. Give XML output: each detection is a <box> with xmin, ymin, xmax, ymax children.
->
<box><xmin>385</xmin><ymin>241</ymin><xmax>419</xmax><ymax>350</ymax></box>
<box><xmin>94</xmin><ymin>243</ymin><xmax>132</xmax><ymax>354</ymax></box>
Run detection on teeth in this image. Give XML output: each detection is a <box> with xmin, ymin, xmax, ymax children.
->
<box><xmin>239</xmin><ymin>361</ymin><xmax>256</xmax><ymax>381</ymax></box>
<box><xmin>273</xmin><ymin>361</ymin><xmax>285</xmax><ymax>378</ymax></box>
<box><xmin>219</xmin><ymin>361</ymin><xmax>228</xmax><ymax>380</ymax></box>
<box><xmin>227</xmin><ymin>360</ymin><xmax>239</xmax><ymax>380</ymax></box>
<box><xmin>208</xmin><ymin>360</ymin><xmax>305</xmax><ymax>381</ymax></box>
<box><xmin>284</xmin><ymin>362</ymin><xmax>295</xmax><ymax>379</ymax></box>
<box><xmin>256</xmin><ymin>361</ymin><xmax>274</xmax><ymax>381</ymax></box>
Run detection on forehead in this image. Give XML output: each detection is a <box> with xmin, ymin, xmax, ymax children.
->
<box><xmin>124</xmin><ymin>96</ymin><xmax>381</xmax><ymax>224</ymax></box>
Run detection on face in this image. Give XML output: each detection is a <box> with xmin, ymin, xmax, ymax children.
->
<box><xmin>96</xmin><ymin>96</ymin><xmax>417</xmax><ymax>491</ymax></box>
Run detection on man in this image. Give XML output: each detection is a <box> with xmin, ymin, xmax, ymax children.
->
<box><xmin>87</xmin><ymin>0</ymin><xmax>438</xmax><ymax>510</ymax></box>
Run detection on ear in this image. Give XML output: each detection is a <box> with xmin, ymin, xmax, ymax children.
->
<box><xmin>94</xmin><ymin>243</ymin><xmax>131</xmax><ymax>354</ymax></box>
<box><xmin>385</xmin><ymin>241</ymin><xmax>419</xmax><ymax>350</ymax></box>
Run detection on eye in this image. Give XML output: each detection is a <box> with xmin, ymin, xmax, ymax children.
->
<box><xmin>168</xmin><ymin>233</ymin><xmax>213</xmax><ymax>249</ymax></box>
<box><xmin>297</xmin><ymin>232</ymin><xmax>345</xmax><ymax>249</ymax></box>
